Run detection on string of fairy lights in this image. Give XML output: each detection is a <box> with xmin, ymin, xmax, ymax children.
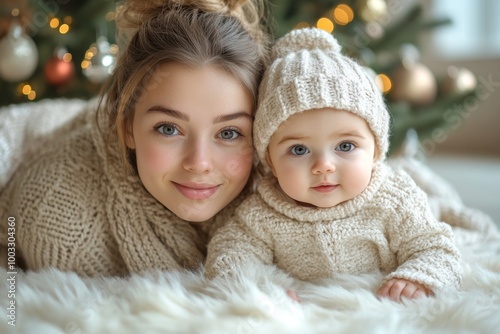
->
<box><xmin>294</xmin><ymin>3</ymin><xmax>392</xmax><ymax>95</ymax></box>
<box><xmin>1</xmin><ymin>0</ymin><xmax>476</xmax><ymax>107</ymax></box>
<box><xmin>17</xmin><ymin>11</ymin><xmax>73</xmax><ymax>101</ymax></box>
<box><xmin>0</xmin><ymin>5</ymin><xmax>118</xmax><ymax>103</ymax></box>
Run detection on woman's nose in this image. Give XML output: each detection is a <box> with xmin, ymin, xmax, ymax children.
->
<box><xmin>312</xmin><ymin>153</ymin><xmax>336</xmax><ymax>174</ymax></box>
<box><xmin>182</xmin><ymin>139</ymin><xmax>214</xmax><ymax>174</ymax></box>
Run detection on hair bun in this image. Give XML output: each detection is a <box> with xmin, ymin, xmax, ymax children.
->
<box><xmin>271</xmin><ymin>28</ymin><xmax>341</xmax><ymax>60</ymax></box>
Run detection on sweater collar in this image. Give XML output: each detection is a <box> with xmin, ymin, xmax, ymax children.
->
<box><xmin>89</xmin><ymin>101</ymin><xmax>207</xmax><ymax>273</ymax></box>
<box><xmin>257</xmin><ymin>162</ymin><xmax>388</xmax><ymax>222</ymax></box>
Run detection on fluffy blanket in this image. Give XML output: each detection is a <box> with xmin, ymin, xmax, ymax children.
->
<box><xmin>0</xmin><ymin>99</ymin><xmax>88</xmax><ymax>189</ymax></box>
<box><xmin>1</xmin><ymin>99</ymin><xmax>500</xmax><ymax>333</ymax></box>
<box><xmin>1</xmin><ymin>230</ymin><xmax>500</xmax><ymax>334</ymax></box>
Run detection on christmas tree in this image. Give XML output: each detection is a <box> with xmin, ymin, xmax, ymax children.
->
<box><xmin>267</xmin><ymin>0</ymin><xmax>478</xmax><ymax>153</ymax></box>
<box><xmin>0</xmin><ymin>0</ymin><xmax>118</xmax><ymax>107</ymax></box>
<box><xmin>0</xmin><ymin>0</ymin><xmax>478</xmax><ymax>154</ymax></box>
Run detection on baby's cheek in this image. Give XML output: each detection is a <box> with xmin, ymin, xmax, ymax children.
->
<box><xmin>349</xmin><ymin>163</ymin><xmax>373</xmax><ymax>191</ymax></box>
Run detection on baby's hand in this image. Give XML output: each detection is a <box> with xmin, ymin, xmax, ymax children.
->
<box><xmin>376</xmin><ymin>278</ymin><xmax>431</xmax><ymax>302</ymax></box>
<box><xmin>286</xmin><ymin>289</ymin><xmax>300</xmax><ymax>302</ymax></box>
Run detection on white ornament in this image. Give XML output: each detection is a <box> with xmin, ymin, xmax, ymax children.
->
<box><xmin>440</xmin><ymin>66</ymin><xmax>477</xmax><ymax>95</ymax></box>
<box><xmin>82</xmin><ymin>36</ymin><xmax>117</xmax><ymax>84</ymax></box>
<box><xmin>0</xmin><ymin>20</ymin><xmax>38</xmax><ymax>82</ymax></box>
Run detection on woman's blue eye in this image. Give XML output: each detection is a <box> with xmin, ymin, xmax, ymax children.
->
<box><xmin>336</xmin><ymin>142</ymin><xmax>355</xmax><ymax>152</ymax></box>
<box><xmin>219</xmin><ymin>129</ymin><xmax>241</xmax><ymax>140</ymax></box>
<box><xmin>156</xmin><ymin>124</ymin><xmax>179</xmax><ymax>136</ymax></box>
<box><xmin>290</xmin><ymin>145</ymin><xmax>309</xmax><ymax>156</ymax></box>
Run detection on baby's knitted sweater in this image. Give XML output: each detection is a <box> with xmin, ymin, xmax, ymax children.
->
<box><xmin>206</xmin><ymin>164</ymin><xmax>462</xmax><ymax>293</ymax></box>
<box><xmin>0</xmin><ymin>102</ymin><xmax>241</xmax><ymax>276</ymax></box>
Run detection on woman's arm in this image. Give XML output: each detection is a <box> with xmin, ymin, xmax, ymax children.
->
<box><xmin>205</xmin><ymin>208</ymin><xmax>273</xmax><ymax>279</ymax></box>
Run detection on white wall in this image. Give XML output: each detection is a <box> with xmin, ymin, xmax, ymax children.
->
<box><xmin>420</xmin><ymin>0</ymin><xmax>500</xmax><ymax>157</ymax></box>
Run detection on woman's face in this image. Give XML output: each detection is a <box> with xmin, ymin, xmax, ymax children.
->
<box><xmin>127</xmin><ymin>62</ymin><xmax>254</xmax><ymax>222</ymax></box>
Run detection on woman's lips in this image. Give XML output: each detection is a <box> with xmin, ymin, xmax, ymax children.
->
<box><xmin>173</xmin><ymin>182</ymin><xmax>220</xmax><ymax>200</ymax></box>
<box><xmin>311</xmin><ymin>184</ymin><xmax>338</xmax><ymax>193</ymax></box>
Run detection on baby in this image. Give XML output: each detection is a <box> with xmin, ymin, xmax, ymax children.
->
<box><xmin>205</xmin><ymin>28</ymin><xmax>462</xmax><ymax>301</ymax></box>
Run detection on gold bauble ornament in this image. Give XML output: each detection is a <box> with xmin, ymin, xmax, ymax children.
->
<box><xmin>389</xmin><ymin>62</ymin><xmax>437</xmax><ymax>108</ymax></box>
<box><xmin>440</xmin><ymin>66</ymin><xmax>477</xmax><ymax>96</ymax></box>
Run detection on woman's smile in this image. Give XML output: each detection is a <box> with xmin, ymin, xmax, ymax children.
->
<box><xmin>173</xmin><ymin>181</ymin><xmax>220</xmax><ymax>200</ymax></box>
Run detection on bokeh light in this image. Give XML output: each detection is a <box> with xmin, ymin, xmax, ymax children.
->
<box><xmin>333</xmin><ymin>4</ymin><xmax>354</xmax><ymax>25</ymax></box>
<box><xmin>316</xmin><ymin>17</ymin><xmax>334</xmax><ymax>33</ymax></box>
<box><xmin>62</xmin><ymin>53</ymin><xmax>72</xmax><ymax>62</ymax></box>
<box><xmin>59</xmin><ymin>24</ymin><xmax>70</xmax><ymax>34</ymax></box>
<box><xmin>50</xmin><ymin>18</ymin><xmax>59</xmax><ymax>28</ymax></box>
<box><xmin>375</xmin><ymin>74</ymin><xmax>392</xmax><ymax>93</ymax></box>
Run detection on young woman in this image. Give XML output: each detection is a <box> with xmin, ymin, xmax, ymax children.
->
<box><xmin>0</xmin><ymin>0</ymin><xmax>270</xmax><ymax>276</ymax></box>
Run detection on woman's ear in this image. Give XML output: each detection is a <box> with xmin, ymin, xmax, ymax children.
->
<box><xmin>125</xmin><ymin>125</ymin><xmax>136</xmax><ymax>149</ymax></box>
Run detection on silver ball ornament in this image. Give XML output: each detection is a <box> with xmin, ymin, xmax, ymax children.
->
<box><xmin>440</xmin><ymin>66</ymin><xmax>477</xmax><ymax>96</ymax></box>
<box><xmin>0</xmin><ymin>20</ymin><xmax>38</xmax><ymax>82</ymax></box>
<box><xmin>82</xmin><ymin>36</ymin><xmax>117</xmax><ymax>84</ymax></box>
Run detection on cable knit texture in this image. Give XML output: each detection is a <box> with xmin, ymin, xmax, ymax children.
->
<box><xmin>254</xmin><ymin>28</ymin><xmax>390</xmax><ymax>172</ymax></box>
<box><xmin>206</xmin><ymin>164</ymin><xmax>462</xmax><ymax>293</ymax></box>
<box><xmin>0</xmin><ymin>100</ymin><xmax>241</xmax><ymax>276</ymax></box>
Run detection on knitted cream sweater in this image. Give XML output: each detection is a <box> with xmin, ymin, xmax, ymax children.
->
<box><xmin>206</xmin><ymin>164</ymin><xmax>462</xmax><ymax>293</ymax></box>
<box><xmin>0</xmin><ymin>102</ymin><xmax>241</xmax><ymax>276</ymax></box>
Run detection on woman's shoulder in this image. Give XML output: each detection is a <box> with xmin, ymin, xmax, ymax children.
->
<box><xmin>26</xmin><ymin>124</ymin><xmax>98</xmax><ymax>179</ymax></box>
<box><xmin>0</xmin><ymin>98</ymin><xmax>93</xmax><ymax>188</ymax></box>
<box><xmin>2</xmin><ymin>121</ymin><xmax>101</xmax><ymax>216</ymax></box>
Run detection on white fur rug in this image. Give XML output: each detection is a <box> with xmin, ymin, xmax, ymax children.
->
<box><xmin>2</xmin><ymin>230</ymin><xmax>499</xmax><ymax>334</ymax></box>
<box><xmin>2</xmin><ymin>100</ymin><xmax>500</xmax><ymax>333</ymax></box>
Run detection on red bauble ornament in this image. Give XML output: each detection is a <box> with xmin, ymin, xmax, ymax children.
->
<box><xmin>44</xmin><ymin>51</ymin><xmax>75</xmax><ymax>86</ymax></box>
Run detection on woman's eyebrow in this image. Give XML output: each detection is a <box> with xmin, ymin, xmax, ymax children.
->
<box><xmin>146</xmin><ymin>106</ymin><xmax>189</xmax><ymax>121</ymax></box>
<box><xmin>213</xmin><ymin>112</ymin><xmax>253</xmax><ymax>124</ymax></box>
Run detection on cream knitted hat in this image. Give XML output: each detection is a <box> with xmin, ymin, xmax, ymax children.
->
<box><xmin>254</xmin><ymin>28</ymin><xmax>390</xmax><ymax>170</ymax></box>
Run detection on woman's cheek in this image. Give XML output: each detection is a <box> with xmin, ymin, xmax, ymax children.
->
<box><xmin>223</xmin><ymin>148</ymin><xmax>254</xmax><ymax>178</ymax></box>
<box><xmin>138</xmin><ymin>141</ymin><xmax>176</xmax><ymax>174</ymax></box>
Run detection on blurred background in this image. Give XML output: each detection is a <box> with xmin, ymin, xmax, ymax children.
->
<box><xmin>0</xmin><ymin>0</ymin><xmax>498</xmax><ymax>222</ymax></box>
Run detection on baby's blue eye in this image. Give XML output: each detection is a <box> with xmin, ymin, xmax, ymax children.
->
<box><xmin>290</xmin><ymin>145</ymin><xmax>309</xmax><ymax>156</ymax></box>
<box><xmin>336</xmin><ymin>142</ymin><xmax>355</xmax><ymax>152</ymax></box>
<box><xmin>157</xmin><ymin>124</ymin><xmax>179</xmax><ymax>136</ymax></box>
<box><xmin>219</xmin><ymin>129</ymin><xmax>240</xmax><ymax>140</ymax></box>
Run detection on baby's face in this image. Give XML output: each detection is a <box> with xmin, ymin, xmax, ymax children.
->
<box><xmin>267</xmin><ymin>108</ymin><xmax>376</xmax><ymax>208</ymax></box>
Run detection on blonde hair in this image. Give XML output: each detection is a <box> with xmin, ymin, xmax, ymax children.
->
<box><xmin>115</xmin><ymin>0</ymin><xmax>270</xmax><ymax>57</ymax></box>
<box><xmin>98</xmin><ymin>0</ymin><xmax>270</xmax><ymax>169</ymax></box>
